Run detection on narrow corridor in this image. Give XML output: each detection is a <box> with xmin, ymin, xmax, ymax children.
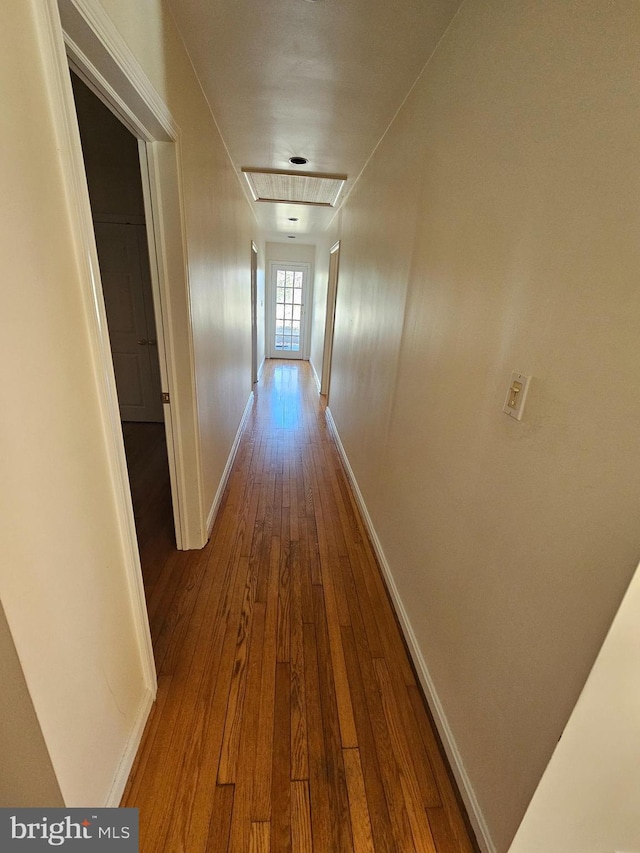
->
<box><xmin>122</xmin><ymin>360</ymin><xmax>475</xmax><ymax>852</ymax></box>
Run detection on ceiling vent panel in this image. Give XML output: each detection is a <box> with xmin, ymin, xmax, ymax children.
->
<box><xmin>241</xmin><ymin>168</ymin><xmax>347</xmax><ymax>207</ymax></box>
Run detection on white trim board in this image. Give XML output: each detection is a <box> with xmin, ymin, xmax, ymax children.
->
<box><xmin>104</xmin><ymin>687</ymin><xmax>154</xmax><ymax>807</ymax></box>
<box><xmin>324</xmin><ymin>406</ymin><xmax>496</xmax><ymax>853</ymax></box>
<box><xmin>310</xmin><ymin>358</ymin><xmax>322</xmax><ymax>394</ymax></box>
<box><xmin>206</xmin><ymin>391</ymin><xmax>255</xmax><ymax>538</ymax></box>
<box><xmin>59</xmin><ymin>0</ymin><xmax>177</xmax><ymax>142</ymax></box>
<box><xmin>320</xmin><ymin>240</ymin><xmax>341</xmax><ymax>397</ymax></box>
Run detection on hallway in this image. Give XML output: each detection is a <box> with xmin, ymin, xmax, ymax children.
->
<box><xmin>122</xmin><ymin>360</ymin><xmax>475</xmax><ymax>852</ymax></box>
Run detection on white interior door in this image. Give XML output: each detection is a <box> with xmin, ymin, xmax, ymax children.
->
<box><xmin>269</xmin><ymin>262</ymin><xmax>311</xmax><ymax>359</ymax></box>
<box><xmin>95</xmin><ymin>220</ymin><xmax>163</xmax><ymax>422</ymax></box>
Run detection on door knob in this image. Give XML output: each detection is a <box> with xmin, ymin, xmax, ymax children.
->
<box><xmin>137</xmin><ymin>339</ymin><xmax>148</xmax><ymax>346</ymax></box>
<box><xmin>148</xmin><ymin>339</ymin><xmax>157</xmax><ymax>346</ymax></box>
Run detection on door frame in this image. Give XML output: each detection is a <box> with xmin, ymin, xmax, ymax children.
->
<box><xmin>321</xmin><ymin>241</ymin><xmax>341</xmax><ymax>399</ymax></box>
<box><xmin>251</xmin><ymin>242</ymin><xmax>258</xmax><ymax>385</ymax></box>
<box><xmin>267</xmin><ymin>261</ymin><xmax>312</xmax><ymax>360</ymax></box>
<box><xmin>58</xmin><ymin>1</ymin><xmax>205</xmax><ymax>556</ymax></box>
<box><xmin>40</xmin><ymin>0</ymin><xmax>206</xmax><ymax>690</ymax></box>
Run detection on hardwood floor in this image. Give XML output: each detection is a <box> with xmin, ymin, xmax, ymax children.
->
<box><xmin>122</xmin><ymin>360</ymin><xmax>476</xmax><ymax>852</ymax></box>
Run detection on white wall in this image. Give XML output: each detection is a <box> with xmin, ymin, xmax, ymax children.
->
<box><xmin>0</xmin><ymin>603</ymin><xmax>63</xmax><ymax>807</ymax></box>
<box><xmin>266</xmin><ymin>241</ymin><xmax>316</xmax><ymax>267</ymax></box>
<box><xmin>326</xmin><ymin>1</ymin><xmax>640</xmax><ymax>849</ymax></box>
<box><xmin>508</xmin><ymin>560</ymin><xmax>640</xmax><ymax>852</ymax></box>
<box><xmin>0</xmin><ymin>0</ymin><xmax>256</xmax><ymax>808</ymax></box>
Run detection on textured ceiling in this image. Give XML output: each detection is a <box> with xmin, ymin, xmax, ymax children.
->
<box><xmin>166</xmin><ymin>0</ymin><xmax>463</xmax><ymax>241</ymax></box>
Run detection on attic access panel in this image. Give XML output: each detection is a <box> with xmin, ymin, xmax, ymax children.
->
<box><xmin>242</xmin><ymin>168</ymin><xmax>347</xmax><ymax>207</ymax></box>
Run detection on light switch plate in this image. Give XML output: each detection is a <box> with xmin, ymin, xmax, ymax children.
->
<box><xmin>503</xmin><ymin>371</ymin><xmax>531</xmax><ymax>421</ymax></box>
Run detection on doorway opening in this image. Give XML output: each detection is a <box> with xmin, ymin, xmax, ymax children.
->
<box><xmin>321</xmin><ymin>241</ymin><xmax>341</xmax><ymax>399</ymax></box>
<box><xmin>251</xmin><ymin>242</ymin><xmax>259</xmax><ymax>385</ymax></box>
<box><xmin>70</xmin><ymin>71</ymin><xmax>175</xmax><ymax>613</ymax></box>
<box><xmin>268</xmin><ymin>262</ymin><xmax>312</xmax><ymax>359</ymax></box>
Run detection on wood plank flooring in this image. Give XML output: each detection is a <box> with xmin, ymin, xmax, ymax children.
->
<box><xmin>122</xmin><ymin>360</ymin><xmax>477</xmax><ymax>852</ymax></box>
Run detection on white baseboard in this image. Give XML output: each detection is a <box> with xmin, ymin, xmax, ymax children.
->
<box><xmin>309</xmin><ymin>358</ymin><xmax>322</xmax><ymax>393</ymax></box>
<box><xmin>104</xmin><ymin>687</ymin><xmax>154</xmax><ymax>807</ymax></box>
<box><xmin>206</xmin><ymin>391</ymin><xmax>254</xmax><ymax>538</ymax></box>
<box><xmin>325</xmin><ymin>406</ymin><xmax>496</xmax><ymax>853</ymax></box>
<box><xmin>257</xmin><ymin>357</ymin><xmax>265</xmax><ymax>381</ymax></box>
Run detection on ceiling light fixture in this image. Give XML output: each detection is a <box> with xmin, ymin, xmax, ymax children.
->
<box><xmin>289</xmin><ymin>156</ymin><xmax>308</xmax><ymax>165</ymax></box>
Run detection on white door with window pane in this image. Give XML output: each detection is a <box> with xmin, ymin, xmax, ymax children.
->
<box><xmin>269</xmin><ymin>262</ymin><xmax>311</xmax><ymax>359</ymax></box>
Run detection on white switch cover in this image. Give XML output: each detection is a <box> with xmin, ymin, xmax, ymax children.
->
<box><xmin>503</xmin><ymin>371</ymin><xmax>531</xmax><ymax>421</ymax></box>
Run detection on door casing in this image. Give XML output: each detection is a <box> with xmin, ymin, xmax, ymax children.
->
<box><xmin>267</xmin><ymin>261</ymin><xmax>312</xmax><ymax>360</ymax></box>
<box><xmin>251</xmin><ymin>242</ymin><xmax>259</xmax><ymax>384</ymax></box>
<box><xmin>57</xmin><ymin>0</ymin><xmax>206</xmax><ymax>554</ymax></box>
<box><xmin>321</xmin><ymin>240</ymin><xmax>341</xmax><ymax>399</ymax></box>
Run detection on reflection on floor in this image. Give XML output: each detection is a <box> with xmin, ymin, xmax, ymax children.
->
<box><xmin>122</xmin><ymin>360</ymin><xmax>476</xmax><ymax>852</ymax></box>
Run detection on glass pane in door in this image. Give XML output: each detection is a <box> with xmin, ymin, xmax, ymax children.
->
<box><xmin>274</xmin><ymin>269</ymin><xmax>303</xmax><ymax>352</ymax></box>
